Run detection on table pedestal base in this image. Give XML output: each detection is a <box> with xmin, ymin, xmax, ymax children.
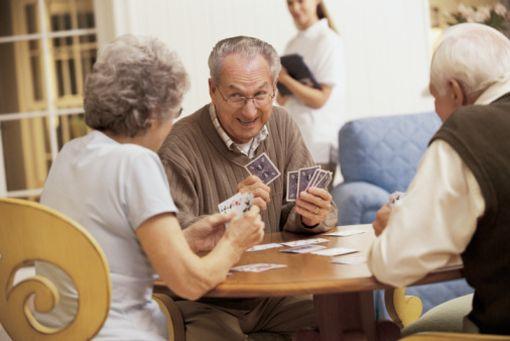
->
<box><xmin>313</xmin><ymin>292</ymin><xmax>400</xmax><ymax>341</ymax></box>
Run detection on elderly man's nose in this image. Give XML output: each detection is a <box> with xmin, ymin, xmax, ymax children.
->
<box><xmin>241</xmin><ymin>99</ymin><xmax>258</xmax><ymax>117</ymax></box>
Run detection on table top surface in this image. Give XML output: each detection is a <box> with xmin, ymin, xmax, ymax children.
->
<box><xmin>160</xmin><ymin>225</ymin><xmax>463</xmax><ymax>298</ymax></box>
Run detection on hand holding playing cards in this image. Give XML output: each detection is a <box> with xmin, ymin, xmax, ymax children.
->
<box><xmin>185</xmin><ymin>213</ymin><xmax>234</xmax><ymax>253</ymax></box>
<box><xmin>295</xmin><ymin>187</ymin><xmax>333</xmax><ymax>227</ymax></box>
<box><xmin>372</xmin><ymin>204</ymin><xmax>392</xmax><ymax>236</ymax></box>
<box><xmin>225</xmin><ymin>205</ymin><xmax>265</xmax><ymax>251</ymax></box>
<box><xmin>237</xmin><ymin>175</ymin><xmax>271</xmax><ymax>211</ymax></box>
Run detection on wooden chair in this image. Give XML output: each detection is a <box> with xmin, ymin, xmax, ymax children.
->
<box><xmin>400</xmin><ymin>332</ymin><xmax>510</xmax><ymax>340</ymax></box>
<box><xmin>385</xmin><ymin>288</ymin><xmax>510</xmax><ymax>340</ymax></box>
<box><xmin>0</xmin><ymin>198</ymin><xmax>184</xmax><ymax>341</ymax></box>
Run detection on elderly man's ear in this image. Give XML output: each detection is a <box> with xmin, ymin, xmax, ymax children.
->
<box><xmin>448</xmin><ymin>79</ymin><xmax>468</xmax><ymax>106</ymax></box>
<box><xmin>208</xmin><ymin>78</ymin><xmax>215</xmax><ymax>97</ymax></box>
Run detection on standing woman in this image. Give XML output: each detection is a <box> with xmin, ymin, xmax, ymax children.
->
<box><xmin>278</xmin><ymin>0</ymin><xmax>345</xmax><ymax>172</ymax></box>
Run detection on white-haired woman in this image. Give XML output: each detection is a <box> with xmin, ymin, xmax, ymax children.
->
<box><xmin>36</xmin><ymin>35</ymin><xmax>264</xmax><ymax>340</ymax></box>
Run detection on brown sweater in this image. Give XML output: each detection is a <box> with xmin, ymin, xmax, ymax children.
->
<box><xmin>159</xmin><ymin>104</ymin><xmax>337</xmax><ymax>233</ymax></box>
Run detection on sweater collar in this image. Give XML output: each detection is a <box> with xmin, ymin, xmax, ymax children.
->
<box><xmin>197</xmin><ymin>104</ymin><xmax>268</xmax><ymax>167</ymax></box>
<box><xmin>208</xmin><ymin>104</ymin><xmax>268</xmax><ymax>159</ymax></box>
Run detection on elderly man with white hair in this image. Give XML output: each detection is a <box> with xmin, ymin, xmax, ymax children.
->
<box><xmin>368</xmin><ymin>23</ymin><xmax>510</xmax><ymax>336</ymax></box>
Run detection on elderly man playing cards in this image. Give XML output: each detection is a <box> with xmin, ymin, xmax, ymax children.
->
<box><xmin>369</xmin><ymin>24</ymin><xmax>510</xmax><ymax>335</ymax></box>
<box><xmin>159</xmin><ymin>36</ymin><xmax>337</xmax><ymax>341</ymax></box>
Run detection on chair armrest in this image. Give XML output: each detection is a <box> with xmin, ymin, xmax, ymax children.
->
<box><xmin>400</xmin><ymin>332</ymin><xmax>510</xmax><ymax>340</ymax></box>
<box><xmin>332</xmin><ymin>181</ymin><xmax>389</xmax><ymax>225</ymax></box>
<box><xmin>384</xmin><ymin>288</ymin><xmax>423</xmax><ymax>329</ymax></box>
<box><xmin>153</xmin><ymin>293</ymin><xmax>185</xmax><ymax>341</ymax></box>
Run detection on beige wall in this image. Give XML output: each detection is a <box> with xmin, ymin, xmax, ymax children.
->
<box><xmin>94</xmin><ymin>0</ymin><xmax>435</xmax><ymax>121</ymax></box>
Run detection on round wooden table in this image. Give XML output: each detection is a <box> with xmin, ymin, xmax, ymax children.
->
<box><xmin>156</xmin><ymin>225</ymin><xmax>463</xmax><ymax>341</ymax></box>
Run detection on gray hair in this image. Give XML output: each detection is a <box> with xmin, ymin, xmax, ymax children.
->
<box><xmin>208</xmin><ymin>36</ymin><xmax>281</xmax><ymax>84</ymax></box>
<box><xmin>430</xmin><ymin>23</ymin><xmax>510</xmax><ymax>97</ymax></box>
<box><xmin>84</xmin><ymin>35</ymin><xmax>190</xmax><ymax>137</ymax></box>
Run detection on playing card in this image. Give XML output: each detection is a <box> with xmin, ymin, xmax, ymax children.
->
<box><xmin>323</xmin><ymin>230</ymin><xmax>366</xmax><ymax>237</ymax></box>
<box><xmin>246</xmin><ymin>243</ymin><xmax>283</xmax><ymax>252</ymax></box>
<box><xmin>311</xmin><ymin>247</ymin><xmax>359</xmax><ymax>257</ymax></box>
<box><xmin>297</xmin><ymin>166</ymin><xmax>320</xmax><ymax>195</ymax></box>
<box><xmin>305</xmin><ymin>170</ymin><xmax>322</xmax><ymax>190</ymax></box>
<box><xmin>307</xmin><ymin>170</ymin><xmax>331</xmax><ymax>190</ymax></box>
<box><xmin>218</xmin><ymin>192</ymin><xmax>253</xmax><ymax>218</ymax></box>
<box><xmin>230</xmin><ymin>263</ymin><xmax>287</xmax><ymax>272</ymax></box>
<box><xmin>245</xmin><ymin>153</ymin><xmax>281</xmax><ymax>185</ymax></box>
<box><xmin>331</xmin><ymin>255</ymin><xmax>367</xmax><ymax>265</ymax></box>
<box><xmin>280</xmin><ymin>237</ymin><xmax>329</xmax><ymax>247</ymax></box>
<box><xmin>280</xmin><ymin>244</ymin><xmax>326</xmax><ymax>254</ymax></box>
<box><xmin>314</xmin><ymin>171</ymin><xmax>332</xmax><ymax>189</ymax></box>
<box><xmin>286</xmin><ymin>170</ymin><xmax>299</xmax><ymax>202</ymax></box>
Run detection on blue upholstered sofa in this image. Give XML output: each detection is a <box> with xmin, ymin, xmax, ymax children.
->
<box><xmin>331</xmin><ymin>112</ymin><xmax>473</xmax><ymax>318</ymax></box>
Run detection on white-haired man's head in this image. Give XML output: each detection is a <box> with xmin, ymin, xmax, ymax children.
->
<box><xmin>429</xmin><ymin>23</ymin><xmax>510</xmax><ymax>121</ymax></box>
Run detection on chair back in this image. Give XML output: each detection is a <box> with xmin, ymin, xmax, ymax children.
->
<box><xmin>338</xmin><ymin>112</ymin><xmax>441</xmax><ymax>193</ymax></box>
<box><xmin>0</xmin><ymin>198</ymin><xmax>110</xmax><ymax>340</ymax></box>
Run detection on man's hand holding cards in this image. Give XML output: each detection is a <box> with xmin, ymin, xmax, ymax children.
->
<box><xmin>237</xmin><ymin>176</ymin><xmax>271</xmax><ymax>211</ymax></box>
<box><xmin>241</xmin><ymin>153</ymin><xmax>280</xmax><ymax>211</ymax></box>
<box><xmin>286</xmin><ymin>166</ymin><xmax>334</xmax><ymax>227</ymax></box>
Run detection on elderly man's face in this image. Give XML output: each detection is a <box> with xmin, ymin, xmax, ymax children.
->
<box><xmin>430</xmin><ymin>83</ymin><xmax>462</xmax><ymax>122</ymax></box>
<box><xmin>209</xmin><ymin>54</ymin><xmax>274</xmax><ymax>144</ymax></box>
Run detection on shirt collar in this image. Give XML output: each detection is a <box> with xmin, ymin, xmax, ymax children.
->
<box><xmin>475</xmin><ymin>73</ymin><xmax>510</xmax><ymax>105</ymax></box>
<box><xmin>208</xmin><ymin>104</ymin><xmax>269</xmax><ymax>158</ymax></box>
<box><xmin>298</xmin><ymin>18</ymin><xmax>329</xmax><ymax>38</ymax></box>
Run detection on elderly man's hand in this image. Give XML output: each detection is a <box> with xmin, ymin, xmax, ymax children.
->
<box><xmin>372</xmin><ymin>204</ymin><xmax>392</xmax><ymax>236</ymax></box>
<box><xmin>295</xmin><ymin>187</ymin><xmax>332</xmax><ymax>227</ymax></box>
<box><xmin>237</xmin><ymin>175</ymin><xmax>271</xmax><ymax>211</ymax></box>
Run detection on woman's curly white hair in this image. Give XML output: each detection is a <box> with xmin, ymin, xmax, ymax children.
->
<box><xmin>84</xmin><ymin>35</ymin><xmax>189</xmax><ymax>137</ymax></box>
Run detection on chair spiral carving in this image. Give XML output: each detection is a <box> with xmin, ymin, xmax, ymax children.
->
<box><xmin>0</xmin><ymin>198</ymin><xmax>111</xmax><ymax>340</ymax></box>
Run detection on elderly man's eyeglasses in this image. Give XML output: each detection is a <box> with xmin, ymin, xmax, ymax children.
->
<box><xmin>217</xmin><ymin>87</ymin><xmax>275</xmax><ymax>108</ymax></box>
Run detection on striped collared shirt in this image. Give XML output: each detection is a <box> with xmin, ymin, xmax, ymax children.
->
<box><xmin>209</xmin><ymin>104</ymin><xmax>268</xmax><ymax>159</ymax></box>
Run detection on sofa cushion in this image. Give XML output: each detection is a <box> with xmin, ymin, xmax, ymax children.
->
<box><xmin>338</xmin><ymin>112</ymin><xmax>441</xmax><ymax>193</ymax></box>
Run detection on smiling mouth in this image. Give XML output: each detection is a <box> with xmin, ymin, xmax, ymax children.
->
<box><xmin>237</xmin><ymin>118</ymin><xmax>258</xmax><ymax>126</ymax></box>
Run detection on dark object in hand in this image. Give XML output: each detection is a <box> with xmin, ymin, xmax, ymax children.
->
<box><xmin>277</xmin><ymin>54</ymin><xmax>321</xmax><ymax>96</ymax></box>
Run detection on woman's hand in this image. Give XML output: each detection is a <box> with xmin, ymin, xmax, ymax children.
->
<box><xmin>185</xmin><ymin>213</ymin><xmax>234</xmax><ymax>252</ymax></box>
<box><xmin>225</xmin><ymin>205</ymin><xmax>265</xmax><ymax>251</ymax></box>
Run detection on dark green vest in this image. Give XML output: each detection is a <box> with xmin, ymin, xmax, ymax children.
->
<box><xmin>431</xmin><ymin>92</ymin><xmax>510</xmax><ymax>334</ymax></box>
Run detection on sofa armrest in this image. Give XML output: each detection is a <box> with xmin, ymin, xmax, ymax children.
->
<box><xmin>332</xmin><ymin>181</ymin><xmax>389</xmax><ymax>225</ymax></box>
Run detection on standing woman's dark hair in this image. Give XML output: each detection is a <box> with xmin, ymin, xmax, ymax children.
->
<box><xmin>317</xmin><ymin>2</ymin><xmax>337</xmax><ymax>32</ymax></box>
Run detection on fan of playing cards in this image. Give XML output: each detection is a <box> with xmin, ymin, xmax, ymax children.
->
<box><xmin>286</xmin><ymin>166</ymin><xmax>332</xmax><ymax>202</ymax></box>
<box><xmin>218</xmin><ymin>192</ymin><xmax>254</xmax><ymax>219</ymax></box>
<box><xmin>218</xmin><ymin>153</ymin><xmax>332</xmax><ymax>218</ymax></box>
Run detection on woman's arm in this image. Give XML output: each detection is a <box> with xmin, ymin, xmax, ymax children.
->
<box><xmin>136</xmin><ymin>207</ymin><xmax>264</xmax><ymax>300</ymax></box>
<box><xmin>278</xmin><ymin>67</ymin><xmax>332</xmax><ymax>109</ymax></box>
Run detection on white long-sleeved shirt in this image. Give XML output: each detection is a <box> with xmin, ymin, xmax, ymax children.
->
<box><xmin>368</xmin><ymin>78</ymin><xmax>510</xmax><ymax>287</ymax></box>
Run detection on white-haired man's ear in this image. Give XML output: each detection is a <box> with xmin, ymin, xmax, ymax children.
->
<box><xmin>448</xmin><ymin>79</ymin><xmax>468</xmax><ymax>106</ymax></box>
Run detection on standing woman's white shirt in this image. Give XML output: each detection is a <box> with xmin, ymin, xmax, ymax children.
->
<box><xmin>283</xmin><ymin>18</ymin><xmax>345</xmax><ymax>164</ymax></box>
